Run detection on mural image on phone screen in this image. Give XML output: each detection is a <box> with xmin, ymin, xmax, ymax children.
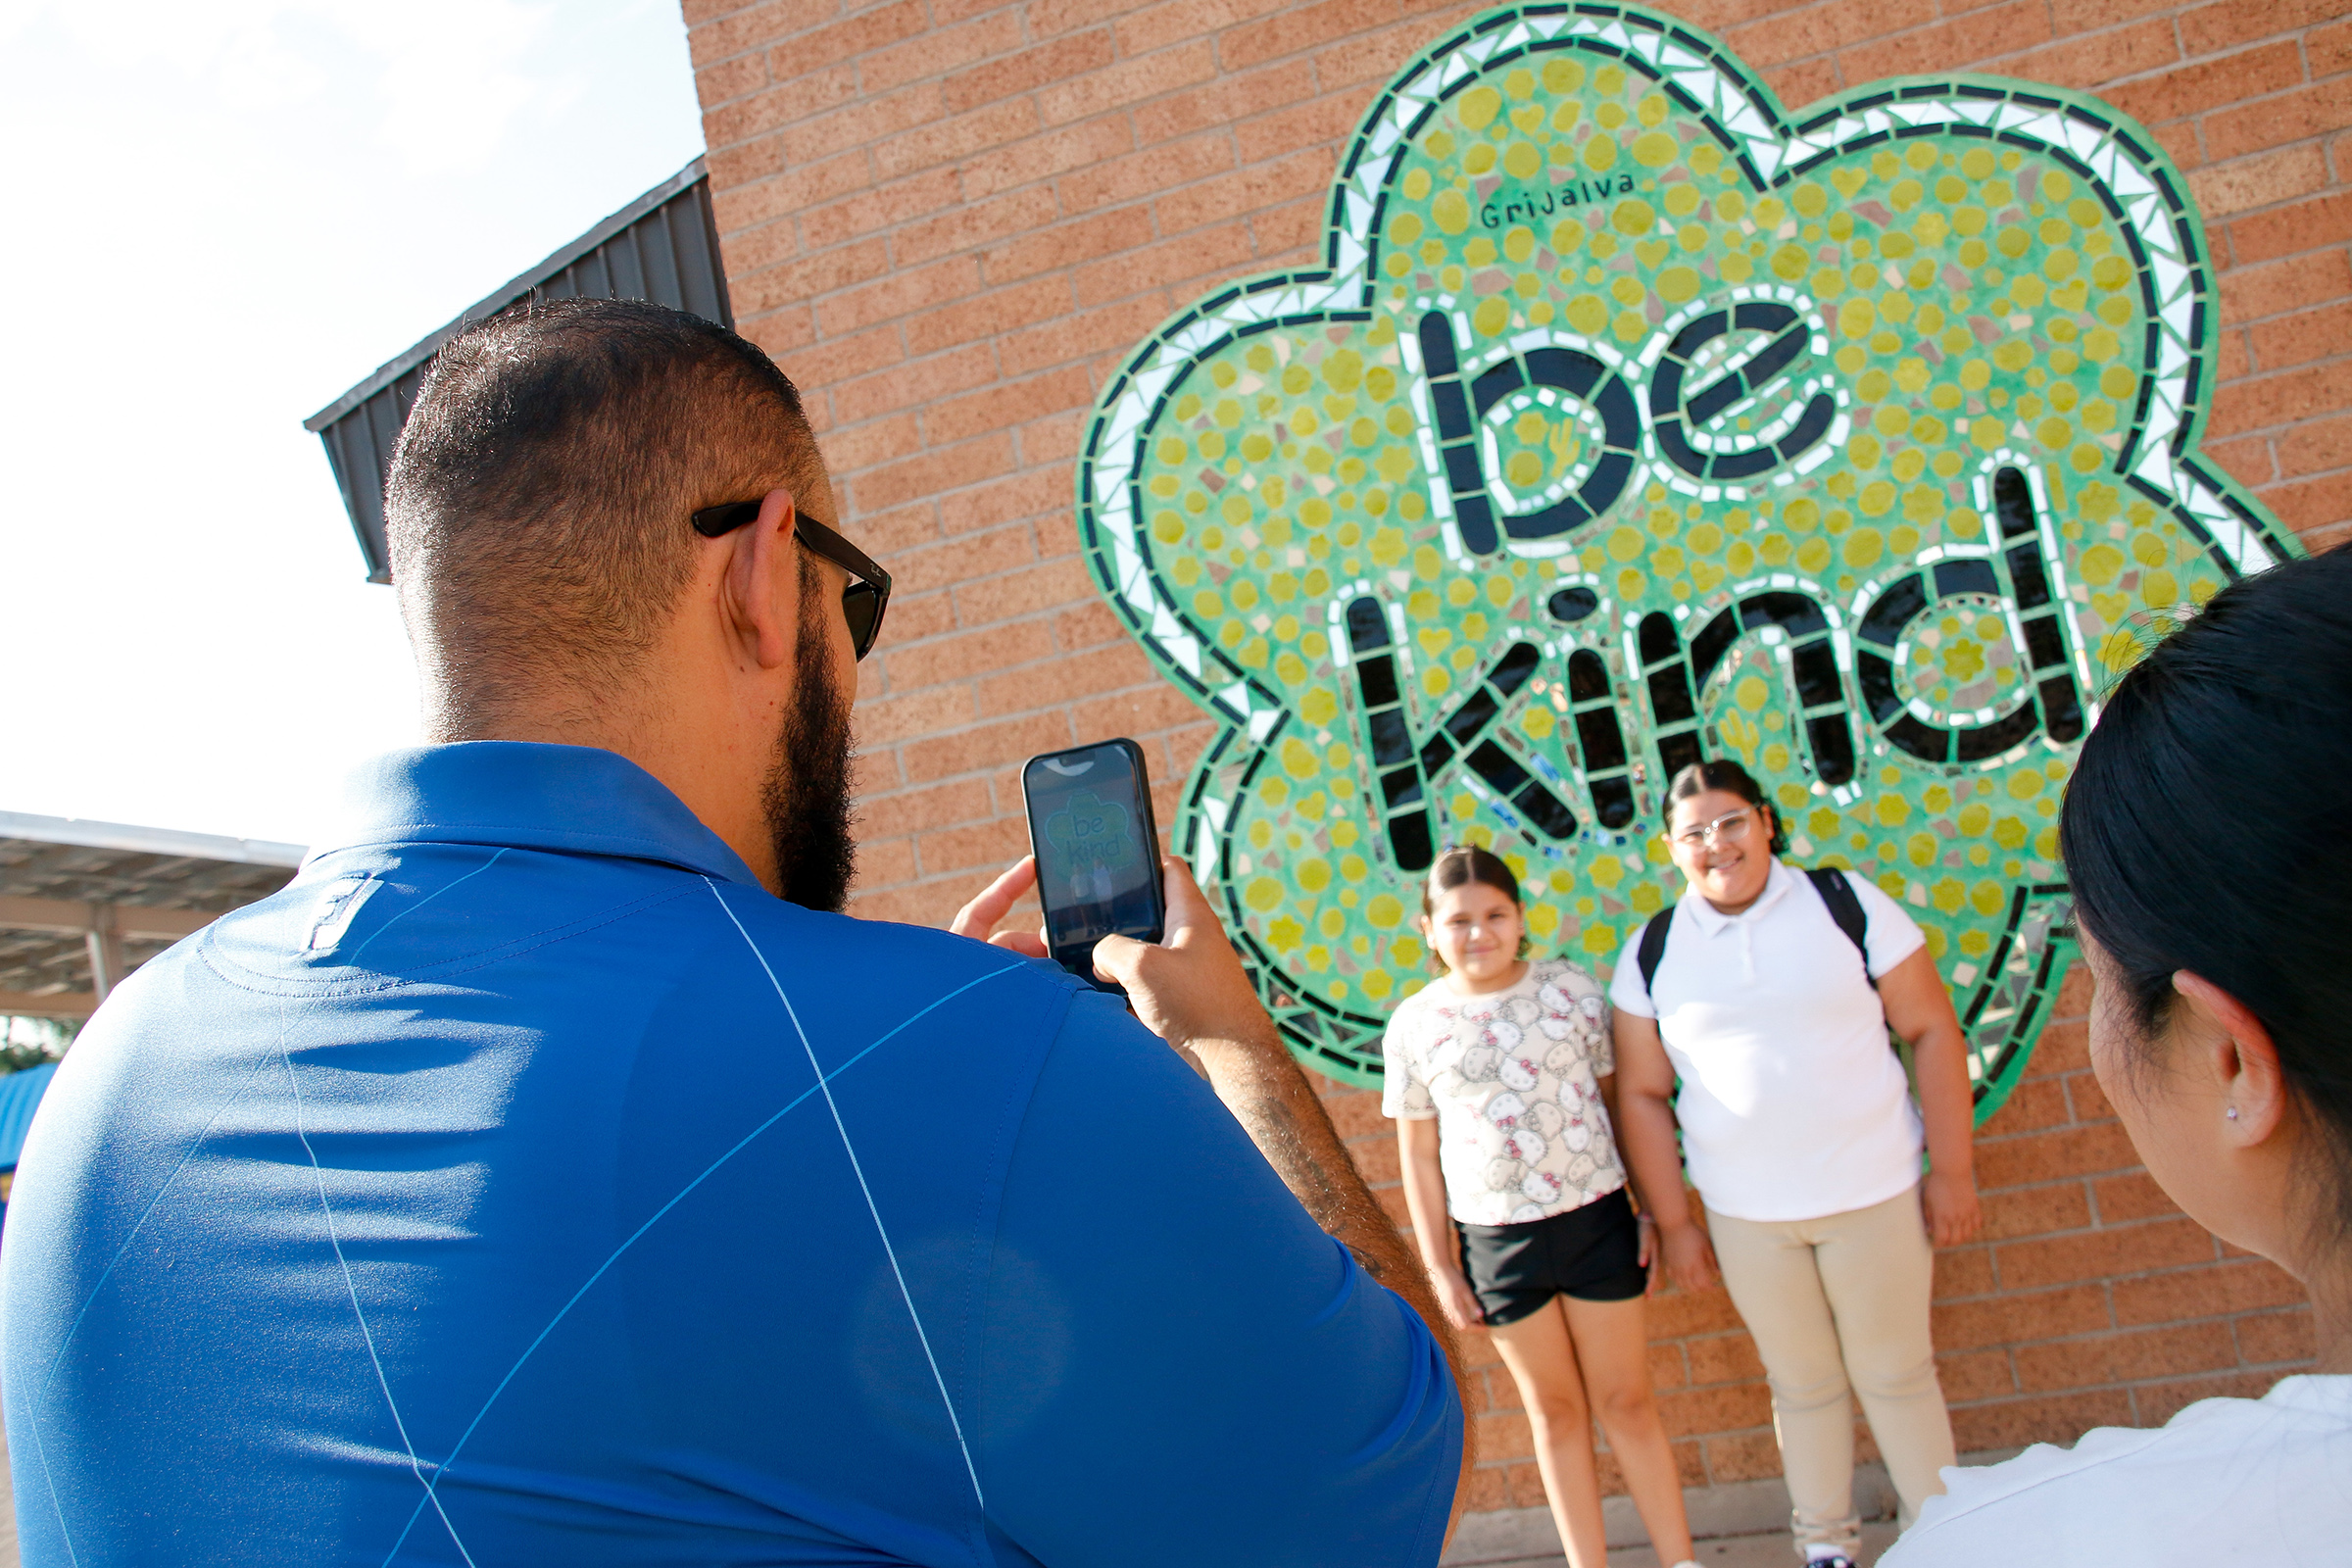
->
<box><xmin>1021</xmin><ymin>739</ymin><xmax>1165</xmax><ymax>985</ymax></box>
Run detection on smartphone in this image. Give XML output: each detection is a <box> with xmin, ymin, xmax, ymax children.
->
<box><xmin>1020</xmin><ymin>738</ymin><xmax>1167</xmax><ymax>985</ymax></box>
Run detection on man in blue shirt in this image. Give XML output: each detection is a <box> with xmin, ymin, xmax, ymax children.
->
<box><xmin>0</xmin><ymin>300</ymin><xmax>1466</xmax><ymax>1565</ymax></box>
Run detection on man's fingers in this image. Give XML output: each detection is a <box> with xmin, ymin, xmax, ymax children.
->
<box><xmin>988</xmin><ymin>930</ymin><xmax>1049</xmax><ymax>959</ymax></box>
<box><xmin>1155</xmin><ymin>855</ymin><xmax>1231</xmax><ymax>949</ymax></box>
<box><xmin>951</xmin><ymin>857</ymin><xmax>1037</xmax><ymax>942</ymax></box>
<box><xmin>1091</xmin><ymin>932</ymin><xmax>1145</xmax><ymax>987</ymax></box>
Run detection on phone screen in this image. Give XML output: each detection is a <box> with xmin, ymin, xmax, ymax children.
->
<box><xmin>1022</xmin><ymin>739</ymin><xmax>1164</xmax><ymax>978</ymax></box>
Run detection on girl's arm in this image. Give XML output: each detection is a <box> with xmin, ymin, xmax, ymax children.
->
<box><xmin>1396</xmin><ymin>1116</ymin><xmax>1486</xmax><ymax>1334</ymax></box>
<box><xmin>1610</xmin><ymin>1008</ymin><xmax>1718</xmax><ymax>1294</ymax></box>
<box><xmin>1877</xmin><ymin>946</ymin><xmax>1984</xmax><ymax>1248</ymax></box>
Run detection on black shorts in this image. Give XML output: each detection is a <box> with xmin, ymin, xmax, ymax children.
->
<box><xmin>1455</xmin><ymin>1187</ymin><xmax>1645</xmax><ymax>1326</ymax></box>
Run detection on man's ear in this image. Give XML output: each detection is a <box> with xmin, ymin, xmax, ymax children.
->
<box><xmin>720</xmin><ymin>487</ymin><xmax>800</xmax><ymax>671</ymax></box>
<box><xmin>2173</xmin><ymin>970</ymin><xmax>2289</xmax><ymax>1145</ymax></box>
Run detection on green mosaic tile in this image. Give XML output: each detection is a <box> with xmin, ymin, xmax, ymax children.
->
<box><xmin>1073</xmin><ymin>3</ymin><xmax>2301</xmax><ymax>1119</ymax></box>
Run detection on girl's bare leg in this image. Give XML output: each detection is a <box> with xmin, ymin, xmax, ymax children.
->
<box><xmin>1488</xmin><ymin>1299</ymin><xmax>1609</xmax><ymax>1568</ymax></box>
<box><xmin>1561</xmin><ymin>1293</ymin><xmax>1695</xmax><ymax>1564</ymax></box>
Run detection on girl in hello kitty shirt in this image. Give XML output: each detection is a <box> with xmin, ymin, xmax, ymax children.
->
<box><xmin>1383</xmin><ymin>846</ymin><xmax>1696</xmax><ymax>1568</ymax></box>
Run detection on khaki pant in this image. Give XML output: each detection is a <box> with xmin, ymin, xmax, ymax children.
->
<box><xmin>1706</xmin><ymin>1185</ymin><xmax>1955</xmax><ymax>1559</ymax></box>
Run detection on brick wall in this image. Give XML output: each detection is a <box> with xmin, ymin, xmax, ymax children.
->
<box><xmin>686</xmin><ymin>0</ymin><xmax>2332</xmax><ymax>1509</ymax></box>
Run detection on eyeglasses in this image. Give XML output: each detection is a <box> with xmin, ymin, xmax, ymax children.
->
<box><xmin>1670</xmin><ymin>808</ymin><xmax>1754</xmax><ymax>851</ymax></box>
<box><xmin>692</xmin><ymin>500</ymin><xmax>892</xmax><ymax>662</ymax></box>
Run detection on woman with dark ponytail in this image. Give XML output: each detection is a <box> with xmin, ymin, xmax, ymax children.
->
<box><xmin>1887</xmin><ymin>552</ymin><xmax>2352</xmax><ymax>1564</ymax></box>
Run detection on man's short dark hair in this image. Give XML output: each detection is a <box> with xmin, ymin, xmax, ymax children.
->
<box><xmin>385</xmin><ymin>297</ymin><xmax>825</xmax><ymax>729</ymax></box>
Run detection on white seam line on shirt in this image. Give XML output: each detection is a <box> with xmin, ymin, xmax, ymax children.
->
<box><xmin>703</xmin><ymin>878</ymin><xmax>989</xmax><ymax>1513</ymax></box>
<box><xmin>373</xmin><ymin>956</ymin><xmax>1023</xmax><ymax>1566</ymax></box>
<box><xmin>281</xmin><ymin>1015</ymin><xmax>480</xmax><ymax>1568</ymax></box>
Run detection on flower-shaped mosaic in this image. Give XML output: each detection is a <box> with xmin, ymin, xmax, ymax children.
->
<box><xmin>1074</xmin><ymin>2</ymin><xmax>2299</xmax><ymax>1113</ymax></box>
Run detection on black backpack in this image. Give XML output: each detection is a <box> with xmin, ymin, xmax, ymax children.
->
<box><xmin>1635</xmin><ymin>866</ymin><xmax>1874</xmax><ymax>1001</ymax></box>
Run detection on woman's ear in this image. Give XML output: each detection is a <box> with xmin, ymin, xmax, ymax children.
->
<box><xmin>2173</xmin><ymin>971</ymin><xmax>2291</xmax><ymax>1146</ymax></box>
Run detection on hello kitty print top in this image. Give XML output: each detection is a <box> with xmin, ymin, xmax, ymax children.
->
<box><xmin>1381</xmin><ymin>957</ymin><xmax>1625</xmax><ymax>1227</ymax></box>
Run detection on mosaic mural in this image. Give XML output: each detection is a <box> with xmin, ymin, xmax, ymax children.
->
<box><xmin>1074</xmin><ymin>3</ymin><xmax>2299</xmax><ymax>1115</ymax></box>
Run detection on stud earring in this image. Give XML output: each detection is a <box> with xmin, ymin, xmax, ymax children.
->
<box><xmin>2227</xmin><ymin>1106</ymin><xmax>2239</xmax><ymax>1121</ymax></box>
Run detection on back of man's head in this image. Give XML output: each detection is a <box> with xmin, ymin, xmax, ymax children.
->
<box><xmin>385</xmin><ymin>297</ymin><xmax>824</xmax><ymax>734</ymax></box>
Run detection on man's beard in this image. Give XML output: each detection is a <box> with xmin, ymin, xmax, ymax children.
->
<box><xmin>760</xmin><ymin>606</ymin><xmax>858</xmax><ymax>912</ymax></box>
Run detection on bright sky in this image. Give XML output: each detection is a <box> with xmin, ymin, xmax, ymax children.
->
<box><xmin>0</xmin><ymin>0</ymin><xmax>706</xmax><ymax>849</ymax></box>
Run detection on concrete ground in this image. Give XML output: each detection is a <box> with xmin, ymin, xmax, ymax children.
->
<box><xmin>1479</xmin><ymin>1522</ymin><xmax>1900</xmax><ymax>1568</ymax></box>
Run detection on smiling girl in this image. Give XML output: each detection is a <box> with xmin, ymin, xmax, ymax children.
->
<box><xmin>1384</xmin><ymin>846</ymin><xmax>1696</xmax><ymax>1568</ymax></box>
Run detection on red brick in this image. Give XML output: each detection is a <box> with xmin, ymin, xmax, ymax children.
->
<box><xmin>983</xmin><ymin>206</ymin><xmax>1158</xmax><ymax>287</ymax></box>
<box><xmin>2277</xmin><ymin>409</ymin><xmax>2352</xmax><ymax>477</ymax></box>
<box><xmin>852</xmin><ymin>432</ymin><xmax>1019</xmax><ymax>515</ymax></box>
<box><xmin>1995</xmin><ymin>1216</ymin><xmax>2215</xmax><ymax>1291</ymax></box>
<box><xmin>2104</xmin><ymin>39</ymin><xmax>2303</xmax><ymax>128</ymax></box>
<box><xmin>871</xmin><ymin>98</ymin><xmax>1041</xmax><ymax>180</ymax></box>
<box><xmin>903</xmin><ymin>711</ymin><xmax>1076</xmax><ymax>783</ymax></box>
<box><xmin>964</xmin><ymin>115</ymin><xmax>1136</xmax><ymax>202</ymax></box>
<box><xmin>698</xmin><ymin>50</ymin><xmax>772</xmax><ymax>110</ymax></box>
<box><xmin>852</xmin><ymin>835</ymin><xmax>918</xmax><ymax>890</ymax></box>
<box><xmin>2208</xmin><ymin>78</ymin><xmax>2352</xmax><ymax>165</ymax></box>
<box><xmin>953</xmin><ymin>557</ymin><xmax>1098</xmax><ymax>626</ymax></box>
<box><xmin>2113</xmin><ymin>1258</ymin><xmax>2310</xmax><ymax>1326</ymax></box>
<box><xmin>1948</xmin><ymin>1390</ymin><xmax>2134</xmax><ymax>1452</ymax></box>
<box><xmin>729</xmin><ymin>236</ymin><xmax>890</xmax><ymax>318</ymax></box>
<box><xmin>690</xmin><ymin>0</ymin><xmax>837</xmax><ymax>70</ymax></box>
<box><xmin>2251</xmin><ymin>300</ymin><xmax>2352</xmax><ymax>372</ymax></box>
<box><xmin>886</xmin><ymin>517</ymin><xmax>1036</xmax><ymax>598</ymax></box>
<box><xmin>2023</xmin><ymin>1016</ymin><xmax>2089</xmax><ymax>1079</ymax></box>
<box><xmin>894</xmin><ymin>187</ymin><xmax>1061</xmax><ymax>270</ymax></box>
<box><xmin>2230</xmin><ymin>190</ymin><xmax>2352</xmax><ymax>266</ymax></box>
<box><xmin>859</xmin><ymin>8</ymin><xmax>1024</xmax><ymax>95</ymax></box>
<box><xmin>1000</xmin><ymin>292</ymin><xmax>1173</xmax><ymax>377</ymax></box>
<box><xmin>2222</xmin><ymin>249</ymin><xmax>2352</xmax><ymax>326</ymax></box>
<box><xmin>2007</xmin><ymin>18</ymin><xmax>2178</xmax><ymax>93</ymax></box>
<box><xmin>821</xmin><ymin>412</ymin><xmax>926</xmax><ymax>480</ymax></box>
<box><xmin>915</xmin><ymin>815</ymin><xmax>1031</xmax><ymax>876</ymax></box>
<box><xmin>2189</xmin><ymin>144</ymin><xmax>2329</xmax><ymax>220</ymax></box>
<box><xmin>1974</xmin><ymin>1119</ymin><xmax>2139</xmax><ymax>1190</ymax></box>
<box><xmin>1132</xmin><ymin>59</ymin><xmax>1316</xmax><ymax>145</ymax></box>
<box><xmin>1701</xmin><ymin>1430</ymin><xmax>1785</xmax><ymax>1485</ymax></box>
<box><xmin>978</xmin><ymin>639</ymin><xmax>1156</xmax><ymax>714</ymax></box>
<box><xmin>906</xmin><ymin>275</ymin><xmax>1073</xmax><ymax>358</ymax></box>
<box><xmin>858</xmin><ymin>777</ymin><xmax>993</xmax><ymax>840</ymax></box>
<box><xmin>1982</xmin><ymin>1181</ymin><xmax>2092</xmax><ymax>1242</ymax></box>
<box><xmin>1657</xmin><ymin>1380</ymin><xmax>1776</xmax><ymax>1438</ymax></box>
<box><xmin>1057</xmin><ymin>600</ymin><xmax>1126</xmax><ymax>652</ymax></box>
<box><xmin>2212</xmin><ymin>359</ymin><xmax>2352</xmax><ymax>438</ymax></box>
<box><xmin>1218</xmin><ymin>0</ymin><xmax>1391</xmax><ymax>71</ymax></box>
<box><xmin>1316</xmin><ymin>18</ymin><xmax>1450</xmax><ymax>94</ymax></box>
<box><xmin>946</xmin><ymin>28</ymin><xmax>1117</xmax><ymax>114</ymax></box>
<box><xmin>928</xmin><ymin>366</ymin><xmax>1097</xmax><ymax>448</ymax></box>
<box><xmin>2260</xmin><ymin>469</ymin><xmax>2352</xmax><ymax>537</ymax></box>
<box><xmin>1934</xmin><ymin>1282</ymin><xmax>2111</xmax><ymax>1350</ymax></box>
<box><xmin>2132</xmin><ymin>1369</ymin><xmax>2280</xmax><ymax>1425</ymax></box>
<box><xmin>1038</xmin><ymin>40</ymin><xmax>1220</xmax><ymax>125</ymax></box>
<box><xmin>771</xmin><ymin>0</ymin><xmax>928</xmax><ymax>77</ymax></box>
<box><xmin>1726</xmin><ymin>0</ymin><xmax>1938</xmax><ymax>73</ymax></box>
<box><xmin>2237</xmin><ymin>1306</ymin><xmax>2319</xmax><ymax>1365</ymax></box>
<box><xmin>1155</xmin><ymin>147</ymin><xmax>1332</xmax><ymax>238</ymax></box>
<box><xmin>1062</xmin><ymin>133</ymin><xmax>1237</xmax><ymax>215</ymax></box>
<box><xmin>1936</xmin><ymin>1348</ymin><xmax>2018</xmax><ymax>1402</ymax></box>
<box><xmin>1116</xmin><ymin>0</ymin><xmax>1296</xmax><ymax>59</ymax></box>
<box><xmin>2315</xmin><ymin>17</ymin><xmax>2352</xmax><ymax>78</ymax></box>
<box><xmin>1074</xmin><ymin>219</ymin><xmax>1254</xmax><ymax>307</ymax></box>
<box><xmin>2180</xmin><ymin>0</ymin><xmax>2345</xmax><ymax>58</ymax></box>
<box><xmin>2014</xmin><ymin>1319</ymin><xmax>2237</xmax><ymax>1393</ymax></box>
<box><xmin>2204</xmin><ymin>433</ymin><xmax>2277</xmax><ymax>489</ymax></box>
<box><xmin>953</xmin><ymin>466</ymin><xmax>1082</xmax><ymax>532</ymax></box>
<box><xmin>1978</xmin><ymin>1073</ymin><xmax>2069</xmax><ymax>1136</ymax></box>
<box><xmin>1684</xmin><ymin>1332</ymin><xmax>1766</xmax><ymax>1386</ymax></box>
<box><xmin>713</xmin><ymin>150</ymin><xmax>870</xmax><ymax>234</ymax></box>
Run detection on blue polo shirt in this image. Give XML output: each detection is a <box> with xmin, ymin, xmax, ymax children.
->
<box><xmin>0</xmin><ymin>743</ymin><xmax>1458</xmax><ymax>1567</ymax></box>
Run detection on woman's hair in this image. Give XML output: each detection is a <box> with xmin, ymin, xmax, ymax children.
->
<box><xmin>2060</xmin><ymin>549</ymin><xmax>2352</xmax><ymax>1234</ymax></box>
<box><xmin>1662</xmin><ymin>759</ymin><xmax>1789</xmax><ymax>854</ymax></box>
<box><xmin>1421</xmin><ymin>845</ymin><xmax>1530</xmax><ymax>963</ymax></box>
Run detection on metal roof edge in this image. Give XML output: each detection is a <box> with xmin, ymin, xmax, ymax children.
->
<box><xmin>0</xmin><ymin>811</ymin><xmax>307</xmax><ymax>869</ymax></box>
<box><xmin>303</xmin><ymin>156</ymin><xmax>712</xmax><ymax>432</ymax></box>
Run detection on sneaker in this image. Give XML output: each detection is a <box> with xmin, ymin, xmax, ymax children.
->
<box><xmin>1803</xmin><ymin>1557</ymin><xmax>1855</xmax><ymax>1568</ymax></box>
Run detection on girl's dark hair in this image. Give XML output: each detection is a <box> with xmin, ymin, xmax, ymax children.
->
<box><xmin>1422</xmin><ymin>845</ymin><xmax>1530</xmax><ymax>963</ymax></box>
<box><xmin>1663</xmin><ymin>759</ymin><xmax>1789</xmax><ymax>854</ymax></box>
<box><xmin>2061</xmin><ymin>550</ymin><xmax>2352</xmax><ymax>1235</ymax></box>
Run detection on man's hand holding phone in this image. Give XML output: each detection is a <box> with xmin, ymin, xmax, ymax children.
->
<box><xmin>950</xmin><ymin>847</ymin><xmax>1475</xmax><ymax>1510</ymax></box>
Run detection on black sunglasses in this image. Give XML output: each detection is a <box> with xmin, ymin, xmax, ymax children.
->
<box><xmin>692</xmin><ymin>500</ymin><xmax>892</xmax><ymax>661</ymax></box>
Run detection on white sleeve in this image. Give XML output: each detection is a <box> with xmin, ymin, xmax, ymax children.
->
<box><xmin>1844</xmin><ymin>871</ymin><xmax>1928</xmax><ymax>978</ymax></box>
<box><xmin>1379</xmin><ymin>1005</ymin><xmax>1437</xmax><ymax>1120</ymax></box>
<box><xmin>1605</xmin><ymin>928</ymin><xmax>1658</xmax><ymax>1019</ymax></box>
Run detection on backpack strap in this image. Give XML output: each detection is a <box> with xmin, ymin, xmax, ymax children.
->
<box><xmin>1805</xmin><ymin>866</ymin><xmax>1876</xmax><ymax>991</ymax></box>
<box><xmin>1635</xmin><ymin>906</ymin><xmax>1675</xmax><ymax>1002</ymax></box>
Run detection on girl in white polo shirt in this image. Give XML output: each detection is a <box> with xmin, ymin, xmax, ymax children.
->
<box><xmin>1386</xmin><ymin>846</ymin><xmax>1696</xmax><ymax>1568</ymax></box>
<box><xmin>1609</xmin><ymin>761</ymin><xmax>1982</xmax><ymax>1568</ymax></box>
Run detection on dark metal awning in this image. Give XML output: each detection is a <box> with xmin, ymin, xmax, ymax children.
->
<box><xmin>0</xmin><ymin>811</ymin><xmax>305</xmax><ymax>1018</ymax></box>
<box><xmin>304</xmin><ymin>158</ymin><xmax>733</xmax><ymax>583</ymax></box>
